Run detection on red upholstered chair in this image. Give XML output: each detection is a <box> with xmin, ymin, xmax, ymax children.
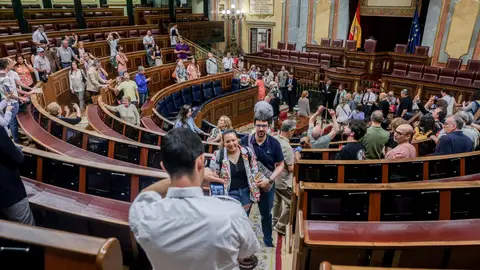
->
<box><xmin>111</xmin><ymin>21</ymin><xmax>120</xmax><ymax>27</ymax></box>
<box><xmin>308</xmin><ymin>52</ymin><xmax>320</xmax><ymax>64</ymax></box>
<box><xmin>17</xmin><ymin>41</ymin><xmax>31</xmax><ymax>53</ymax></box>
<box><xmin>105</xmin><ymin>12</ymin><xmax>113</xmax><ymax>16</ymax></box>
<box><xmin>139</xmin><ymin>29</ymin><xmax>147</xmax><ymax>36</ymax></box>
<box><xmin>94</xmin><ymin>33</ymin><xmax>104</xmax><ymax>41</ymax></box>
<box><xmin>94</xmin><ymin>12</ymin><xmax>105</xmax><ymax>16</ymax></box>
<box><xmin>44</xmin><ymin>24</ymin><xmax>55</xmax><ymax>32</ymax></box>
<box><xmin>332</xmin><ymin>39</ymin><xmax>343</xmax><ymax>47</ymax></box>
<box><xmin>320</xmin><ymin>38</ymin><xmax>331</xmax><ymax>47</ymax></box>
<box><xmin>407</xmin><ymin>64</ymin><xmax>424</xmax><ymax>79</ymax></box>
<box><xmin>320</xmin><ymin>54</ymin><xmax>331</xmax><ymax>68</ymax></box>
<box><xmin>151</xmin><ymin>29</ymin><xmax>160</xmax><ymax>35</ymax></box>
<box><xmin>473</xmin><ymin>72</ymin><xmax>480</xmax><ymax>88</ymax></box>
<box><xmin>422</xmin><ymin>66</ymin><xmax>440</xmax><ymax>81</ymax></box>
<box><xmin>0</xmin><ymin>27</ymin><xmax>9</xmax><ymax>36</ymax></box>
<box><xmin>446</xmin><ymin>58</ymin><xmax>462</xmax><ymax>70</ymax></box>
<box><xmin>345</xmin><ymin>40</ymin><xmax>356</xmax><ymax>51</ymax></box>
<box><xmin>299</xmin><ymin>52</ymin><xmax>309</xmax><ymax>63</ymax></box>
<box><xmin>392</xmin><ymin>62</ymin><xmax>408</xmax><ymax>77</ymax></box>
<box><xmin>100</xmin><ymin>21</ymin><xmax>110</xmax><ymax>28</ymax></box>
<box><xmin>289</xmin><ymin>51</ymin><xmax>299</xmax><ymax>61</ymax></box>
<box><xmin>277</xmin><ymin>41</ymin><xmax>286</xmax><ymax>50</ymax></box>
<box><xmin>70</xmin><ymin>23</ymin><xmax>78</xmax><ymax>29</ymax></box>
<box><xmin>279</xmin><ymin>49</ymin><xmax>290</xmax><ymax>60</ymax></box>
<box><xmin>86</xmin><ymin>22</ymin><xmax>96</xmax><ymax>28</ymax></box>
<box><xmin>4</xmin><ymin>43</ymin><xmax>18</xmax><ymax>56</ymax></box>
<box><xmin>117</xmin><ymin>31</ymin><xmax>126</xmax><ymax>38</ymax></box>
<box><xmin>85</xmin><ymin>12</ymin><xmax>94</xmax><ymax>17</ymax></box>
<box><xmin>129</xmin><ymin>30</ymin><xmax>139</xmax><ymax>37</ymax></box>
<box><xmin>455</xmin><ymin>70</ymin><xmax>475</xmax><ymax>86</ymax></box>
<box><xmin>440</xmin><ymin>68</ymin><xmax>457</xmax><ymax>78</ymax></box>
<box><xmin>414</xmin><ymin>46</ymin><xmax>429</xmax><ymax>56</ymax></box>
<box><xmin>395</xmin><ymin>44</ymin><xmax>407</xmax><ymax>54</ymax></box>
<box><xmin>34</xmin><ymin>14</ymin><xmax>45</xmax><ymax>19</ymax></box>
<box><xmin>261</xmin><ymin>48</ymin><xmax>272</xmax><ymax>57</ymax></box>
<box><xmin>286</xmin><ymin>42</ymin><xmax>296</xmax><ymax>50</ymax></box>
<box><xmin>467</xmin><ymin>60</ymin><xmax>480</xmax><ymax>72</ymax></box>
<box><xmin>79</xmin><ymin>34</ymin><xmax>90</xmax><ymax>42</ymax></box>
<box><xmin>271</xmin><ymin>48</ymin><xmax>280</xmax><ymax>59</ymax></box>
<box><xmin>364</xmin><ymin>39</ymin><xmax>377</xmax><ymax>53</ymax></box>
<box><xmin>9</xmin><ymin>26</ymin><xmax>20</xmax><ymax>35</ymax></box>
<box><xmin>438</xmin><ymin>76</ymin><xmax>454</xmax><ymax>84</ymax></box>
<box><xmin>63</xmin><ymin>12</ymin><xmax>73</xmax><ymax>17</ymax></box>
<box><xmin>51</xmin><ymin>13</ymin><xmax>62</xmax><ymax>18</ymax></box>
<box><xmin>58</xmin><ymin>24</ymin><xmax>70</xmax><ymax>31</ymax></box>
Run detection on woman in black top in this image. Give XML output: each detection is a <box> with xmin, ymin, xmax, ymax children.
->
<box><xmin>379</xmin><ymin>92</ymin><xmax>390</xmax><ymax>118</ymax></box>
<box><xmin>46</xmin><ymin>102</ymin><xmax>82</xmax><ymax>125</ymax></box>
<box><xmin>209</xmin><ymin>130</ymin><xmax>264</xmax><ymax>212</ymax></box>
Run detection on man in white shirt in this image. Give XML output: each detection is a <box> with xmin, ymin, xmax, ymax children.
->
<box><xmin>32</xmin><ymin>25</ymin><xmax>49</xmax><ymax>46</ymax></box>
<box><xmin>222</xmin><ymin>52</ymin><xmax>233</xmax><ymax>72</ymax></box>
<box><xmin>129</xmin><ymin>128</ymin><xmax>260</xmax><ymax>270</ymax></box>
<box><xmin>206</xmin><ymin>52</ymin><xmax>218</xmax><ymax>75</ymax></box>
<box><xmin>362</xmin><ymin>88</ymin><xmax>377</xmax><ymax>117</ymax></box>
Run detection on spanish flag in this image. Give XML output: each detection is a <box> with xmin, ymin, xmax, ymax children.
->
<box><xmin>348</xmin><ymin>3</ymin><xmax>362</xmax><ymax>48</ymax></box>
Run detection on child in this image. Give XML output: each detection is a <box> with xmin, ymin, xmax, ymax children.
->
<box><xmin>239</xmin><ymin>69</ymin><xmax>250</xmax><ymax>88</ymax></box>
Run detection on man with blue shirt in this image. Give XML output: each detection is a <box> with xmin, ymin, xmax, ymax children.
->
<box><xmin>134</xmin><ymin>66</ymin><xmax>150</xmax><ymax>107</ymax></box>
<box><xmin>433</xmin><ymin>115</ymin><xmax>473</xmax><ymax>155</ymax></box>
<box><xmin>240</xmin><ymin>111</ymin><xmax>285</xmax><ymax>247</ymax></box>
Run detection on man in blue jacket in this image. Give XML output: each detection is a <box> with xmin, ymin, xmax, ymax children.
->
<box><xmin>433</xmin><ymin>115</ymin><xmax>473</xmax><ymax>155</ymax></box>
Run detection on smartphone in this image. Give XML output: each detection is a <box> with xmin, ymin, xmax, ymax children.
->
<box><xmin>294</xmin><ymin>146</ymin><xmax>303</xmax><ymax>153</ymax></box>
<box><xmin>210</xmin><ymin>183</ymin><xmax>226</xmax><ymax>196</ymax></box>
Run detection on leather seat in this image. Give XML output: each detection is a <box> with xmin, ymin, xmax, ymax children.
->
<box><xmin>202</xmin><ymin>82</ymin><xmax>214</xmax><ymax>100</ymax></box>
<box><xmin>407</xmin><ymin>64</ymin><xmax>424</xmax><ymax>79</ymax></box>
<box><xmin>277</xmin><ymin>41</ymin><xmax>286</xmax><ymax>50</ymax></box>
<box><xmin>231</xmin><ymin>78</ymin><xmax>240</xmax><ymax>91</ymax></box>
<box><xmin>439</xmin><ymin>68</ymin><xmax>457</xmax><ymax>84</ymax></box>
<box><xmin>85</xmin><ymin>12</ymin><xmax>94</xmax><ymax>17</ymax></box>
<box><xmin>271</xmin><ymin>49</ymin><xmax>280</xmax><ymax>59</ymax></box>
<box><xmin>139</xmin><ymin>29</ymin><xmax>147</xmax><ymax>36</ymax></box>
<box><xmin>17</xmin><ymin>41</ymin><xmax>31</xmax><ymax>53</ymax></box>
<box><xmin>308</xmin><ymin>52</ymin><xmax>320</xmax><ymax>64</ymax></box>
<box><xmin>467</xmin><ymin>60</ymin><xmax>480</xmax><ymax>72</ymax></box>
<box><xmin>473</xmin><ymin>72</ymin><xmax>480</xmax><ymax>88</ymax></box>
<box><xmin>332</xmin><ymin>39</ymin><xmax>343</xmax><ymax>47</ymax></box>
<box><xmin>320</xmin><ymin>54</ymin><xmax>331</xmax><ymax>68</ymax></box>
<box><xmin>213</xmin><ymin>80</ymin><xmax>222</xmax><ymax>96</ymax></box>
<box><xmin>299</xmin><ymin>52</ymin><xmax>309</xmax><ymax>63</ymax></box>
<box><xmin>151</xmin><ymin>29</ymin><xmax>160</xmax><ymax>35</ymax></box>
<box><xmin>392</xmin><ymin>62</ymin><xmax>408</xmax><ymax>77</ymax></box>
<box><xmin>9</xmin><ymin>26</ymin><xmax>20</xmax><ymax>35</ymax></box>
<box><xmin>58</xmin><ymin>24</ymin><xmax>70</xmax><ymax>31</ymax></box>
<box><xmin>4</xmin><ymin>43</ymin><xmax>17</xmax><ymax>56</ymax></box>
<box><xmin>63</xmin><ymin>12</ymin><xmax>73</xmax><ymax>17</ymax></box>
<box><xmin>172</xmin><ymin>92</ymin><xmax>184</xmax><ymax>110</ymax></box>
<box><xmin>0</xmin><ymin>27</ymin><xmax>9</xmax><ymax>36</ymax></box>
<box><xmin>395</xmin><ymin>44</ymin><xmax>407</xmax><ymax>54</ymax></box>
<box><xmin>414</xmin><ymin>46</ymin><xmax>429</xmax><ymax>56</ymax></box>
<box><xmin>86</xmin><ymin>22</ymin><xmax>96</xmax><ymax>28</ymax></box>
<box><xmin>79</xmin><ymin>34</ymin><xmax>90</xmax><ymax>42</ymax></box>
<box><xmin>95</xmin><ymin>12</ymin><xmax>105</xmax><ymax>16</ymax></box>
<box><xmin>345</xmin><ymin>40</ymin><xmax>356</xmax><ymax>50</ymax></box>
<box><xmin>111</xmin><ymin>21</ymin><xmax>121</xmax><ymax>27</ymax></box>
<box><xmin>94</xmin><ymin>33</ymin><xmax>104</xmax><ymax>41</ymax></box>
<box><xmin>51</xmin><ymin>13</ymin><xmax>62</xmax><ymax>18</ymax></box>
<box><xmin>289</xmin><ymin>51</ymin><xmax>299</xmax><ymax>61</ymax></box>
<box><xmin>105</xmin><ymin>12</ymin><xmax>113</xmax><ymax>16</ymax></box>
<box><xmin>129</xmin><ymin>30</ymin><xmax>139</xmax><ymax>37</ymax></box>
<box><xmin>70</xmin><ymin>23</ymin><xmax>78</xmax><ymax>30</ymax></box>
<box><xmin>422</xmin><ymin>66</ymin><xmax>440</xmax><ymax>81</ymax></box>
<box><xmin>279</xmin><ymin>49</ymin><xmax>290</xmax><ymax>60</ymax></box>
<box><xmin>100</xmin><ymin>21</ymin><xmax>110</xmax><ymax>28</ymax></box>
<box><xmin>446</xmin><ymin>58</ymin><xmax>462</xmax><ymax>70</ymax></box>
<box><xmin>438</xmin><ymin>76</ymin><xmax>454</xmax><ymax>84</ymax></box>
<box><xmin>157</xmin><ymin>99</ymin><xmax>170</xmax><ymax>117</ymax></box>
<box><xmin>192</xmin><ymin>85</ymin><xmax>203</xmax><ymax>104</ymax></box>
<box><xmin>44</xmin><ymin>24</ymin><xmax>55</xmax><ymax>32</ymax></box>
<box><xmin>261</xmin><ymin>48</ymin><xmax>271</xmax><ymax>58</ymax></box>
<box><xmin>286</xmin><ymin>42</ymin><xmax>296</xmax><ymax>50</ymax></box>
<box><xmin>364</xmin><ymin>39</ymin><xmax>377</xmax><ymax>53</ymax></box>
<box><xmin>117</xmin><ymin>31</ymin><xmax>126</xmax><ymax>38</ymax></box>
<box><xmin>455</xmin><ymin>70</ymin><xmax>475</xmax><ymax>86</ymax></box>
<box><xmin>34</xmin><ymin>14</ymin><xmax>45</xmax><ymax>19</ymax></box>
<box><xmin>320</xmin><ymin>38</ymin><xmax>331</xmax><ymax>47</ymax></box>
<box><xmin>181</xmin><ymin>87</ymin><xmax>193</xmax><ymax>105</ymax></box>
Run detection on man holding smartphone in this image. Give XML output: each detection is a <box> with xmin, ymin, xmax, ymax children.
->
<box><xmin>129</xmin><ymin>128</ymin><xmax>259</xmax><ymax>270</ymax></box>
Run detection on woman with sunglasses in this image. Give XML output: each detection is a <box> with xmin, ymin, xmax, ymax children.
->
<box><xmin>209</xmin><ymin>130</ymin><xmax>263</xmax><ymax>212</ymax></box>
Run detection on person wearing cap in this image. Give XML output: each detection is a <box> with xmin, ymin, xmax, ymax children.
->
<box><xmin>33</xmin><ymin>47</ymin><xmax>51</xmax><ymax>82</ymax></box>
<box><xmin>273</xmin><ymin>119</ymin><xmax>300</xmax><ymax>235</ymax></box>
<box><xmin>134</xmin><ymin>66</ymin><xmax>150</xmax><ymax>107</ymax></box>
<box><xmin>32</xmin><ymin>25</ymin><xmax>49</xmax><ymax>47</ymax></box>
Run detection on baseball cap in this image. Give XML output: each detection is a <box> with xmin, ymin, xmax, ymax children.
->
<box><xmin>37</xmin><ymin>47</ymin><xmax>45</xmax><ymax>53</ymax></box>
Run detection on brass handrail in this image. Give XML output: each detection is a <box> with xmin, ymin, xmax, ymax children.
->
<box><xmin>183</xmin><ymin>37</ymin><xmax>224</xmax><ymax>72</ymax></box>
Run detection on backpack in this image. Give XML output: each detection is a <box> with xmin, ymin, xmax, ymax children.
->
<box><xmin>110</xmin><ymin>55</ymin><xmax>118</xmax><ymax>69</ymax></box>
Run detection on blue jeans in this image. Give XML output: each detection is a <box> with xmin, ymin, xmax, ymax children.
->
<box><xmin>229</xmin><ymin>187</ymin><xmax>252</xmax><ymax>206</ymax></box>
<box><xmin>118</xmin><ymin>70</ymin><xmax>126</xmax><ymax>77</ymax></box>
<box><xmin>61</xmin><ymin>62</ymin><xmax>72</xmax><ymax>69</ymax></box>
<box><xmin>258</xmin><ymin>183</ymin><xmax>275</xmax><ymax>244</ymax></box>
<box><xmin>9</xmin><ymin>102</ymin><xmax>19</xmax><ymax>143</ymax></box>
<box><xmin>139</xmin><ymin>92</ymin><xmax>148</xmax><ymax>107</ymax></box>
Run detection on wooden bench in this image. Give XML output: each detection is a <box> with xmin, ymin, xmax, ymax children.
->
<box><xmin>0</xmin><ymin>8</ymin><xmax>124</xmax><ymax>20</ymax></box>
<box><xmin>19</xmin><ymin>142</ymin><xmax>168</xmax><ymax>202</ymax></box>
<box><xmin>26</xmin><ymin>97</ymin><xmax>166</xmax><ymax>171</ymax></box>
<box><xmin>86</xmin><ymin>104</ymin><xmax>131</xmax><ymax>141</ymax></box>
<box><xmin>295</xmin><ymin>151</ymin><xmax>480</xmax><ymax>184</ymax></box>
<box><xmin>0</xmin><ymin>219</ymin><xmax>122</xmax><ymax>270</ymax></box>
<box><xmin>294</xmin><ymin>210</ymin><xmax>480</xmax><ymax>270</ymax></box>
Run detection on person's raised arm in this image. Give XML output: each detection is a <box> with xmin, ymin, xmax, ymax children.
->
<box><xmin>328</xmin><ymin>108</ymin><xmax>339</xmax><ymax>139</ymax></box>
<box><xmin>309</xmin><ymin>105</ymin><xmax>324</xmax><ymax>127</ymax></box>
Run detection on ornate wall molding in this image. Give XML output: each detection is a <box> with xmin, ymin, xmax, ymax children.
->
<box><xmin>359</xmin><ymin>0</ymin><xmax>421</xmax><ymax>17</ymax></box>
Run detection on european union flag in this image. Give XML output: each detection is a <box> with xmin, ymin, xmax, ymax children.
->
<box><xmin>407</xmin><ymin>5</ymin><xmax>421</xmax><ymax>53</ymax></box>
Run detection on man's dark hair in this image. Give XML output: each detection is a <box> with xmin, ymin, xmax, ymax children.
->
<box><xmin>40</xmin><ymin>40</ymin><xmax>48</xmax><ymax>44</ymax></box>
<box><xmin>147</xmin><ymin>44</ymin><xmax>153</xmax><ymax>49</ymax></box>
<box><xmin>0</xmin><ymin>59</ymin><xmax>9</xmax><ymax>70</ymax></box>
<box><xmin>161</xmin><ymin>128</ymin><xmax>204</xmax><ymax>178</ymax></box>
<box><xmin>437</xmin><ymin>108</ymin><xmax>446</xmax><ymax>122</ymax></box>
<box><xmin>349</xmin><ymin>120</ymin><xmax>367</xmax><ymax>141</ymax></box>
<box><xmin>254</xmin><ymin>111</ymin><xmax>271</xmax><ymax>125</ymax></box>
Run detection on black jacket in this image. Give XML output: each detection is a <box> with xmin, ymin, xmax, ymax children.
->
<box><xmin>0</xmin><ymin>127</ymin><xmax>27</xmax><ymax>208</ymax></box>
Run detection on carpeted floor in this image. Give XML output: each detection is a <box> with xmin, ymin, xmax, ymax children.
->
<box><xmin>249</xmin><ymin>204</ymin><xmax>285</xmax><ymax>270</ymax></box>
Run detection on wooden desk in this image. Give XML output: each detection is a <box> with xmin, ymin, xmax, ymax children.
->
<box><xmin>0</xmin><ymin>219</ymin><xmax>122</xmax><ymax>270</ymax></box>
<box><xmin>324</xmin><ymin>67</ymin><xmax>366</xmax><ymax>91</ymax></box>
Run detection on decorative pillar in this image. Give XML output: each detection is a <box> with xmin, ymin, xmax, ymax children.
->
<box><xmin>74</xmin><ymin>0</ymin><xmax>86</xmax><ymax>29</ymax></box>
<box><xmin>169</xmin><ymin>0</ymin><xmax>176</xmax><ymax>23</ymax></box>
<box><xmin>127</xmin><ymin>0</ymin><xmax>135</xmax><ymax>25</ymax></box>
<box><xmin>12</xmin><ymin>0</ymin><xmax>29</xmax><ymax>34</ymax></box>
<box><xmin>42</xmin><ymin>0</ymin><xmax>52</xmax><ymax>8</ymax></box>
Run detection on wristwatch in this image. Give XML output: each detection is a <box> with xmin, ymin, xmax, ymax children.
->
<box><xmin>268</xmin><ymin>177</ymin><xmax>274</xmax><ymax>185</ymax></box>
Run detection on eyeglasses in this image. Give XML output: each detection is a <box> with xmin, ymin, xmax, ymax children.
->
<box><xmin>255</xmin><ymin>124</ymin><xmax>269</xmax><ymax>129</ymax></box>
